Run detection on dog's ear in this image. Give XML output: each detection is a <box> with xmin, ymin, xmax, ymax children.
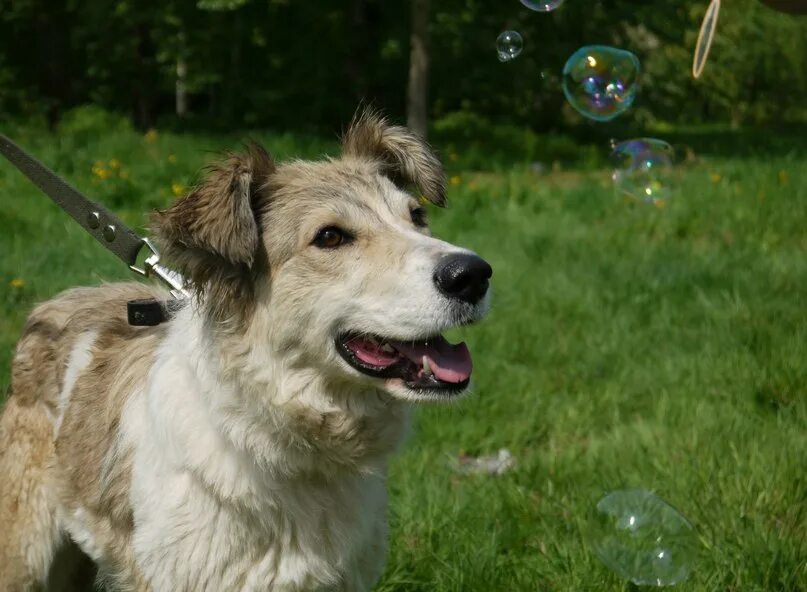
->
<box><xmin>342</xmin><ymin>108</ymin><xmax>446</xmax><ymax>206</ymax></box>
<box><xmin>151</xmin><ymin>143</ymin><xmax>274</xmax><ymax>321</ymax></box>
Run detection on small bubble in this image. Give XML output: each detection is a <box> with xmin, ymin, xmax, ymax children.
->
<box><xmin>520</xmin><ymin>0</ymin><xmax>565</xmax><ymax>11</ymax></box>
<box><xmin>496</xmin><ymin>31</ymin><xmax>524</xmax><ymax>63</ymax></box>
<box><xmin>611</xmin><ymin>138</ymin><xmax>674</xmax><ymax>204</ymax></box>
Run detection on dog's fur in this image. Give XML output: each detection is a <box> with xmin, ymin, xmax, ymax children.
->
<box><xmin>0</xmin><ymin>110</ymin><xmax>489</xmax><ymax>591</ymax></box>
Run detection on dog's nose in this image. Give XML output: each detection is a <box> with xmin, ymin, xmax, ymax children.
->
<box><xmin>433</xmin><ymin>254</ymin><xmax>492</xmax><ymax>304</ymax></box>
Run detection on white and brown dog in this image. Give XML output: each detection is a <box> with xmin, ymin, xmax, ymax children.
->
<box><xmin>0</xmin><ymin>110</ymin><xmax>491</xmax><ymax>591</ymax></box>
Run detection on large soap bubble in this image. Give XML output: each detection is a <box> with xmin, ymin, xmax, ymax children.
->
<box><xmin>562</xmin><ymin>46</ymin><xmax>640</xmax><ymax>121</ymax></box>
<box><xmin>588</xmin><ymin>490</ymin><xmax>698</xmax><ymax>587</ymax></box>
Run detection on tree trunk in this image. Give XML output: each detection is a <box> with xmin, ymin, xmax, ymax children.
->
<box><xmin>223</xmin><ymin>12</ymin><xmax>244</xmax><ymax>122</ymax></box>
<box><xmin>176</xmin><ymin>29</ymin><xmax>188</xmax><ymax>118</ymax></box>
<box><xmin>132</xmin><ymin>24</ymin><xmax>157</xmax><ymax>129</ymax></box>
<box><xmin>346</xmin><ymin>0</ymin><xmax>370</xmax><ymax>103</ymax></box>
<box><xmin>407</xmin><ymin>0</ymin><xmax>430</xmax><ymax>138</ymax></box>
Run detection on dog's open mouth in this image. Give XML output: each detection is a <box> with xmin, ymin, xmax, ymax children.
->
<box><xmin>336</xmin><ymin>333</ymin><xmax>472</xmax><ymax>392</ymax></box>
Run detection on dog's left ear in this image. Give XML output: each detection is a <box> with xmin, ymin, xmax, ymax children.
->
<box><xmin>151</xmin><ymin>143</ymin><xmax>274</xmax><ymax>320</ymax></box>
<box><xmin>342</xmin><ymin>109</ymin><xmax>446</xmax><ymax>206</ymax></box>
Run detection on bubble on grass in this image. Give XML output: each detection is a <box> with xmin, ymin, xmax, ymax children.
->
<box><xmin>520</xmin><ymin>0</ymin><xmax>565</xmax><ymax>11</ymax></box>
<box><xmin>611</xmin><ymin>138</ymin><xmax>674</xmax><ymax>204</ymax></box>
<box><xmin>588</xmin><ymin>490</ymin><xmax>697</xmax><ymax>587</ymax></box>
<box><xmin>496</xmin><ymin>31</ymin><xmax>524</xmax><ymax>62</ymax></box>
<box><xmin>562</xmin><ymin>46</ymin><xmax>640</xmax><ymax>121</ymax></box>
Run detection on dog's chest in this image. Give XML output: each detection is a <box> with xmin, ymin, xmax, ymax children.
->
<box><xmin>111</xmin><ymin>328</ymin><xmax>406</xmax><ymax>590</ymax></box>
<box><xmin>137</xmin><ymin>471</ymin><xmax>387</xmax><ymax>590</ymax></box>
<box><xmin>125</xmin><ymin>392</ymin><xmax>391</xmax><ymax>591</ymax></box>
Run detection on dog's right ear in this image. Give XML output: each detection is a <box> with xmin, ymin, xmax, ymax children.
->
<box><xmin>151</xmin><ymin>143</ymin><xmax>274</xmax><ymax>321</ymax></box>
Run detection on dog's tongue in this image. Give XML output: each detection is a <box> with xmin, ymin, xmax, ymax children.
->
<box><xmin>391</xmin><ymin>336</ymin><xmax>473</xmax><ymax>384</ymax></box>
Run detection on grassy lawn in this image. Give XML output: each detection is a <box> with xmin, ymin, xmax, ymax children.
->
<box><xmin>1</xmin><ymin>122</ymin><xmax>805</xmax><ymax>591</ymax></box>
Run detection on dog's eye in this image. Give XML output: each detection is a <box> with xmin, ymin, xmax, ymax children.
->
<box><xmin>313</xmin><ymin>226</ymin><xmax>351</xmax><ymax>249</ymax></box>
<box><xmin>410</xmin><ymin>207</ymin><xmax>427</xmax><ymax>228</ymax></box>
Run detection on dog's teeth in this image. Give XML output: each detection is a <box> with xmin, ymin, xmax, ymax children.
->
<box><xmin>380</xmin><ymin>343</ymin><xmax>395</xmax><ymax>353</ymax></box>
<box><xmin>422</xmin><ymin>356</ymin><xmax>433</xmax><ymax>376</ymax></box>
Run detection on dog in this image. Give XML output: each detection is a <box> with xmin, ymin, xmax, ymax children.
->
<box><xmin>0</xmin><ymin>109</ymin><xmax>492</xmax><ymax>591</ymax></box>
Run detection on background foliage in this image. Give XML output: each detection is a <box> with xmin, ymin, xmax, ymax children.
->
<box><xmin>2</xmin><ymin>0</ymin><xmax>807</xmax><ymax>134</ymax></box>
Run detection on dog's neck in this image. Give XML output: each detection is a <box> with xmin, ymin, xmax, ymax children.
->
<box><xmin>161</xmin><ymin>303</ymin><xmax>410</xmax><ymax>484</ymax></box>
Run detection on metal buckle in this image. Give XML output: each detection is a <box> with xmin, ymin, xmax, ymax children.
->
<box><xmin>130</xmin><ymin>238</ymin><xmax>190</xmax><ymax>300</ymax></box>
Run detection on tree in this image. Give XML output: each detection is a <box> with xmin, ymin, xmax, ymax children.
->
<box><xmin>407</xmin><ymin>0</ymin><xmax>430</xmax><ymax>138</ymax></box>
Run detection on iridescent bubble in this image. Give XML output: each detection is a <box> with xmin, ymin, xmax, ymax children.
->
<box><xmin>520</xmin><ymin>0</ymin><xmax>565</xmax><ymax>11</ymax></box>
<box><xmin>496</xmin><ymin>31</ymin><xmax>523</xmax><ymax>63</ymax></box>
<box><xmin>562</xmin><ymin>46</ymin><xmax>640</xmax><ymax>121</ymax></box>
<box><xmin>611</xmin><ymin>139</ymin><xmax>675</xmax><ymax>203</ymax></box>
<box><xmin>588</xmin><ymin>490</ymin><xmax>697</xmax><ymax>587</ymax></box>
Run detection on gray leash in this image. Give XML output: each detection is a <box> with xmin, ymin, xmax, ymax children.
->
<box><xmin>0</xmin><ymin>134</ymin><xmax>189</xmax><ymax>322</ymax></box>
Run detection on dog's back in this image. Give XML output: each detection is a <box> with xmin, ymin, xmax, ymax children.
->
<box><xmin>0</xmin><ymin>283</ymin><xmax>166</xmax><ymax>590</ymax></box>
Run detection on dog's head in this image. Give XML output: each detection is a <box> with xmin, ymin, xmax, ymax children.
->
<box><xmin>152</xmin><ymin>109</ymin><xmax>491</xmax><ymax>402</ymax></box>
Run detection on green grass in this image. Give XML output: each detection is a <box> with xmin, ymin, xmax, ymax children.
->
<box><xmin>1</xmin><ymin>122</ymin><xmax>805</xmax><ymax>591</ymax></box>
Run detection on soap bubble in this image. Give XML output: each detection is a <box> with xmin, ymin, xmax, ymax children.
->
<box><xmin>562</xmin><ymin>46</ymin><xmax>640</xmax><ymax>121</ymax></box>
<box><xmin>520</xmin><ymin>0</ymin><xmax>565</xmax><ymax>11</ymax></box>
<box><xmin>611</xmin><ymin>139</ymin><xmax>674</xmax><ymax>203</ymax></box>
<box><xmin>496</xmin><ymin>31</ymin><xmax>523</xmax><ymax>62</ymax></box>
<box><xmin>588</xmin><ymin>490</ymin><xmax>697</xmax><ymax>587</ymax></box>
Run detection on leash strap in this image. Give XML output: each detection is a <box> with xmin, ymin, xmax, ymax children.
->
<box><xmin>0</xmin><ymin>133</ymin><xmax>190</xmax><ymax>312</ymax></box>
<box><xmin>0</xmin><ymin>133</ymin><xmax>146</xmax><ymax>266</ymax></box>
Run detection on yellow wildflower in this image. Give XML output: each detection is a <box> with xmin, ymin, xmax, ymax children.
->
<box><xmin>167</xmin><ymin>154</ymin><xmax>177</xmax><ymax>164</ymax></box>
<box><xmin>108</xmin><ymin>159</ymin><xmax>121</xmax><ymax>169</ymax></box>
<box><xmin>92</xmin><ymin>166</ymin><xmax>110</xmax><ymax>180</ymax></box>
<box><xmin>450</xmin><ymin>175</ymin><xmax>461</xmax><ymax>186</ymax></box>
<box><xmin>171</xmin><ymin>183</ymin><xmax>185</xmax><ymax>197</ymax></box>
<box><xmin>144</xmin><ymin>129</ymin><xmax>158</xmax><ymax>143</ymax></box>
<box><xmin>778</xmin><ymin>170</ymin><xmax>788</xmax><ymax>186</ymax></box>
<box><xmin>710</xmin><ymin>173</ymin><xmax>722</xmax><ymax>184</ymax></box>
<box><xmin>10</xmin><ymin>278</ymin><xmax>25</xmax><ymax>288</ymax></box>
